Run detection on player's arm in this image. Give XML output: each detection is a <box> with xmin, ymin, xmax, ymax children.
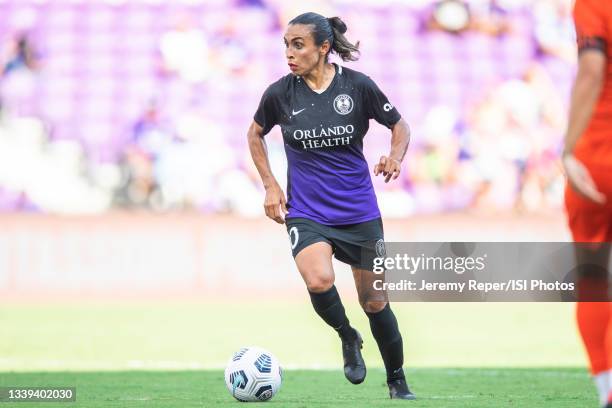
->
<box><xmin>564</xmin><ymin>50</ymin><xmax>606</xmax><ymax>155</ymax></box>
<box><xmin>247</xmin><ymin>120</ymin><xmax>288</xmax><ymax>224</ymax></box>
<box><xmin>374</xmin><ymin>118</ymin><xmax>411</xmax><ymax>183</ymax></box>
<box><xmin>562</xmin><ymin>49</ymin><xmax>607</xmax><ymax>203</ymax></box>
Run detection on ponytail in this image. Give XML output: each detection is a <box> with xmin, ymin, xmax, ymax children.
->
<box><xmin>327</xmin><ymin>16</ymin><xmax>360</xmax><ymax>62</ymax></box>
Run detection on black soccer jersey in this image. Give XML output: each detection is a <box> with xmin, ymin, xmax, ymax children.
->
<box><xmin>254</xmin><ymin>63</ymin><xmax>401</xmax><ymax>225</ymax></box>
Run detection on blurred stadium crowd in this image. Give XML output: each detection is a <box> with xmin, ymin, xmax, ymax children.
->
<box><xmin>0</xmin><ymin>0</ymin><xmax>574</xmax><ymax>215</ymax></box>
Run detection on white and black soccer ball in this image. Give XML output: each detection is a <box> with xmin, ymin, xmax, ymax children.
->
<box><xmin>224</xmin><ymin>346</ymin><xmax>282</xmax><ymax>402</ymax></box>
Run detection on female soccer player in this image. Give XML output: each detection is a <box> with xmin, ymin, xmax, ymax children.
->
<box><xmin>564</xmin><ymin>1</ymin><xmax>612</xmax><ymax>407</ymax></box>
<box><xmin>247</xmin><ymin>12</ymin><xmax>414</xmax><ymax>400</ymax></box>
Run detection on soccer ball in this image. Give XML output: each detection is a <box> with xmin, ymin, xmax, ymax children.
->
<box><xmin>224</xmin><ymin>346</ymin><xmax>282</xmax><ymax>402</ymax></box>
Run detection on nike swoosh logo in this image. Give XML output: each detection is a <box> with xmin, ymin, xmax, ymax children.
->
<box><xmin>292</xmin><ymin>108</ymin><xmax>306</xmax><ymax>116</ymax></box>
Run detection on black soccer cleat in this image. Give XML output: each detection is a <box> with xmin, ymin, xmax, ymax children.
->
<box><xmin>340</xmin><ymin>328</ymin><xmax>366</xmax><ymax>384</ymax></box>
<box><xmin>388</xmin><ymin>378</ymin><xmax>416</xmax><ymax>400</ymax></box>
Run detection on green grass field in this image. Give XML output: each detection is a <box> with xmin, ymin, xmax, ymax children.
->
<box><xmin>0</xmin><ymin>368</ymin><xmax>595</xmax><ymax>407</ymax></box>
<box><xmin>0</xmin><ymin>301</ymin><xmax>597</xmax><ymax>407</ymax></box>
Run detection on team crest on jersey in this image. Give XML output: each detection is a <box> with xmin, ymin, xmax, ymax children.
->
<box><xmin>333</xmin><ymin>94</ymin><xmax>354</xmax><ymax>115</ymax></box>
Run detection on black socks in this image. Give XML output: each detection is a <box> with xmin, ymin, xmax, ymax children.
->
<box><xmin>366</xmin><ymin>303</ymin><xmax>405</xmax><ymax>383</ymax></box>
<box><xmin>308</xmin><ymin>285</ymin><xmax>355</xmax><ymax>340</ymax></box>
<box><xmin>309</xmin><ymin>286</ymin><xmax>404</xmax><ymax>382</ymax></box>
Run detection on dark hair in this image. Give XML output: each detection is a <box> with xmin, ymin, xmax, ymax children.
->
<box><xmin>288</xmin><ymin>12</ymin><xmax>360</xmax><ymax>62</ymax></box>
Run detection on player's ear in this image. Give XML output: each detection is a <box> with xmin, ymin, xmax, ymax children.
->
<box><xmin>320</xmin><ymin>39</ymin><xmax>331</xmax><ymax>57</ymax></box>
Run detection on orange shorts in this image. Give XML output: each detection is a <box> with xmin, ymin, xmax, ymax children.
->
<box><xmin>565</xmin><ymin>162</ymin><xmax>612</xmax><ymax>242</ymax></box>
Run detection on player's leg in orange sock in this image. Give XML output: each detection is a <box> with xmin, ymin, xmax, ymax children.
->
<box><xmin>576</xmin><ymin>244</ymin><xmax>611</xmax><ymax>406</ymax></box>
<box><xmin>578</xmin><ymin>302</ymin><xmax>610</xmax><ymax>406</ymax></box>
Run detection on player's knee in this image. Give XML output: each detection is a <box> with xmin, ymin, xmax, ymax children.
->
<box><xmin>305</xmin><ymin>274</ymin><xmax>335</xmax><ymax>293</ymax></box>
<box><xmin>360</xmin><ymin>300</ymin><xmax>387</xmax><ymax>313</ymax></box>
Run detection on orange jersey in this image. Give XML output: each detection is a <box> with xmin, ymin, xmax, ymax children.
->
<box><xmin>573</xmin><ymin>0</ymin><xmax>612</xmax><ymax>166</ymax></box>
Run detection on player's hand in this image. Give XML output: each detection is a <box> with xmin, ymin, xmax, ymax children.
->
<box><xmin>563</xmin><ymin>153</ymin><xmax>606</xmax><ymax>204</ymax></box>
<box><xmin>263</xmin><ymin>182</ymin><xmax>288</xmax><ymax>224</ymax></box>
<box><xmin>374</xmin><ymin>156</ymin><xmax>401</xmax><ymax>183</ymax></box>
